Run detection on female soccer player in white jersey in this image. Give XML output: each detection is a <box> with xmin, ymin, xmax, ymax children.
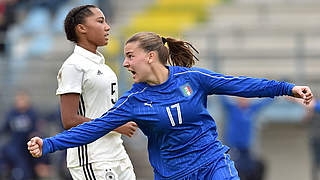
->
<box><xmin>28</xmin><ymin>32</ymin><xmax>313</xmax><ymax>180</ymax></box>
<box><xmin>55</xmin><ymin>5</ymin><xmax>137</xmax><ymax>180</ymax></box>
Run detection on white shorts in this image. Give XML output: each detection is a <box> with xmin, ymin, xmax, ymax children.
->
<box><xmin>68</xmin><ymin>158</ymin><xmax>136</xmax><ymax>180</ymax></box>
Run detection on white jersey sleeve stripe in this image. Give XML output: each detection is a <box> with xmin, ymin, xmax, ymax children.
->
<box><xmin>107</xmin><ymin>87</ymin><xmax>147</xmax><ymax>114</ymax></box>
<box><xmin>174</xmin><ymin>71</ymin><xmax>241</xmax><ymax>80</ymax></box>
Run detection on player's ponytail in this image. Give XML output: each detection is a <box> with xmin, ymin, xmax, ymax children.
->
<box><xmin>165</xmin><ymin>37</ymin><xmax>199</xmax><ymax>68</ymax></box>
<box><xmin>126</xmin><ymin>32</ymin><xmax>199</xmax><ymax>67</ymax></box>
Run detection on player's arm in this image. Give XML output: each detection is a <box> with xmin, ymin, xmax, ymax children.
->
<box><xmin>192</xmin><ymin>67</ymin><xmax>312</xmax><ymax>104</ymax></box>
<box><xmin>60</xmin><ymin>93</ymin><xmax>137</xmax><ymax>137</ymax></box>
<box><xmin>28</xmin><ymin>114</ymin><xmax>130</xmax><ymax>158</ymax></box>
<box><xmin>27</xmin><ymin>94</ymin><xmax>134</xmax><ymax>157</ymax></box>
<box><xmin>57</xmin><ymin>64</ymin><xmax>91</xmax><ymax>130</ymax></box>
<box><xmin>27</xmin><ymin>113</ymin><xmax>127</xmax><ymax>158</ymax></box>
<box><xmin>60</xmin><ymin>93</ymin><xmax>91</xmax><ymax>130</ymax></box>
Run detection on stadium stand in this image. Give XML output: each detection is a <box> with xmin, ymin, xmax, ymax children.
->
<box><xmin>183</xmin><ymin>1</ymin><xmax>320</xmax><ymax>180</ymax></box>
<box><xmin>1</xmin><ymin>0</ymin><xmax>319</xmax><ymax>179</ymax></box>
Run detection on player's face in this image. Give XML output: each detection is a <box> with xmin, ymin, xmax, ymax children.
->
<box><xmin>82</xmin><ymin>8</ymin><xmax>110</xmax><ymax>47</ymax></box>
<box><xmin>123</xmin><ymin>42</ymin><xmax>152</xmax><ymax>83</ymax></box>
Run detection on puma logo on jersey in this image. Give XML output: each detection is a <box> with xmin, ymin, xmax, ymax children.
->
<box><xmin>97</xmin><ymin>70</ymin><xmax>103</xmax><ymax>75</ymax></box>
<box><xmin>144</xmin><ymin>102</ymin><xmax>152</xmax><ymax>107</ymax></box>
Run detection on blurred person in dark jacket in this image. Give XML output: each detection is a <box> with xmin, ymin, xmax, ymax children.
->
<box><xmin>44</xmin><ymin>107</ymin><xmax>72</xmax><ymax>180</ymax></box>
<box><xmin>0</xmin><ymin>90</ymin><xmax>51</xmax><ymax>180</ymax></box>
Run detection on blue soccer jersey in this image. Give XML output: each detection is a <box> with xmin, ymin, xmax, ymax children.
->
<box><xmin>43</xmin><ymin>66</ymin><xmax>295</xmax><ymax>179</ymax></box>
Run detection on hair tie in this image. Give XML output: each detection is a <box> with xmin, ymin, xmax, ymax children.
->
<box><xmin>161</xmin><ymin>37</ymin><xmax>167</xmax><ymax>45</ymax></box>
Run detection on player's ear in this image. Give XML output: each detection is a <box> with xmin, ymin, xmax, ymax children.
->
<box><xmin>76</xmin><ymin>24</ymin><xmax>87</xmax><ymax>34</ymax></box>
<box><xmin>147</xmin><ymin>51</ymin><xmax>156</xmax><ymax>63</ymax></box>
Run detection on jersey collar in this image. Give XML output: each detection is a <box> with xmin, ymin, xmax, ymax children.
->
<box><xmin>74</xmin><ymin>45</ymin><xmax>105</xmax><ymax>64</ymax></box>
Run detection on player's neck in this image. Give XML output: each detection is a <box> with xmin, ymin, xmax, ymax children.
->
<box><xmin>77</xmin><ymin>41</ymin><xmax>98</xmax><ymax>54</ymax></box>
<box><xmin>146</xmin><ymin>65</ymin><xmax>169</xmax><ymax>86</ymax></box>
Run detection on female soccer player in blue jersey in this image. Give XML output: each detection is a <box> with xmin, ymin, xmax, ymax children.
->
<box><xmin>28</xmin><ymin>32</ymin><xmax>313</xmax><ymax>180</ymax></box>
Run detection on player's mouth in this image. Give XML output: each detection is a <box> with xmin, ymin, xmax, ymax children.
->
<box><xmin>104</xmin><ymin>33</ymin><xmax>109</xmax><ymax>40</ymax></box>
<box><xmin>129</xmin><ymin>70</ymin><xmax>136</xmax><ymax>78</ymax></box>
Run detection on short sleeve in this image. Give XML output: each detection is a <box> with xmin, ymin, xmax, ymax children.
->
<box><xmin>56</xmin><ymin>64</ymin><xmax>83</xmax><ymax>95</ymax></box>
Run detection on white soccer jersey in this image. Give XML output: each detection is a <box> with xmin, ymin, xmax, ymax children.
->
<box><xmin>56</xmin><ymin>45</ymin><xmax>129</xmax><ymax>168</ymax></box>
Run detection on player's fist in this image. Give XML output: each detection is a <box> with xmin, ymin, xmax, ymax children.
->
<box><xmin>114</xmin><ymin>121</ymin><xmax>138</xmax><ymax>138</ymax></box>
<box><xmin>27</xmin><ymin>137</ymin><xmax>43</xmax><ymax>158</ymax></box>
<box><xmin>292</xmin><ymin>86</ymin><xmax>313</xmax><ymax>105</ymax></box>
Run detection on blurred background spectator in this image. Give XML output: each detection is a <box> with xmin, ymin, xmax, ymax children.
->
<box><xmin>220</xmin><ymin>96</ymin><xmax>273</xmax><ymax>180</ymax></box>
<box><xmin>0</xmin><ymin>90</ymin><xmax>51</xmax><ymax>180</ymax></box>
<box><xmin>287</xmin><ymin>98</ymin><xmax>320</xmax><ymax>180</ymax></box>
<box><xmin>42</xmin><ymin>107</ymin><xmax>72</xmax><ymax>180</ymax></box>
<box><xmin>307</xmin><ymin>100</ymin><xmax>320</xmax><ymax>180</ymax></box>
<box><xmin>0</xmin><ymin>0</ymin><xmax>319</xmax><ymax>179</ymax></box>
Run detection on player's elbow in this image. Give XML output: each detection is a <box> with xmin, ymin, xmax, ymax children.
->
<box><xmin>62</xmin><ymin>123</ymin><xmax>72</xmax><ymax>130</ymax></box>
<box><xmin>62</xmin><ymin>121</ymin><xmax>72</xmax><ymax>130</ymax></box>
<box><xmin>61</xmin><ymin>115</ymin><xmax>76</xmax><ymax>130</ymax></box>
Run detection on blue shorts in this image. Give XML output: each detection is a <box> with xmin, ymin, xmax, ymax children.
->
<box><xmin>182</xmin><ymin>153</ymin><xmax>240</xmax><ymax>180</ymax></box>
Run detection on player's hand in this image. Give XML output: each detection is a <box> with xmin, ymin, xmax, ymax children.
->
<box><xmin>292</xmin><ymin>86</ymin><xmax>313</xmax><ymax>105</ymax></box>
<box><xmin>114</xmin><ymin>122</ymin><xmax>138</xmax><ymax>138</ymax></box>
<box><xmin>27</xmin><ymin>137</ymin><xmax>43</xmax><ymax>158</ymax></box>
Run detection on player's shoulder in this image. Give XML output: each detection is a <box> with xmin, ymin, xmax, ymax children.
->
<box><xmin>65</xmin><ymin>53</ymin><xmax>85</xmax><ymax>65</ymax></box>
<box><xmin>171</xmin><ymin>66</ymin><xmax>212</xmax><ymax>77</ymax></box>
<box><xmin>128</xmin><ymin>83</ymin><xmax>148</xmax><ymax>96</ymax></box>
<box><xmin>60</xmin><ymin>53</ymin><xmax>89</xmax><ymax>72</ymax></box>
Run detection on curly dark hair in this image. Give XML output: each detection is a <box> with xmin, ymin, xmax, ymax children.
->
<box><xmin>64</xmin><ymin>5</ymin><xmax>97</xmax><ymax>43</ymax></box>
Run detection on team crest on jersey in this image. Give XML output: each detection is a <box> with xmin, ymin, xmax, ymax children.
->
<box><xmin>180</xmin><ymin>83</ymin><xmax>193</xmax><ymax>97</ymax></box>
<box><xmin>105</xmin><ymin>169</ymin><xmax>116</xmax><ymax>180</ymax></box>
